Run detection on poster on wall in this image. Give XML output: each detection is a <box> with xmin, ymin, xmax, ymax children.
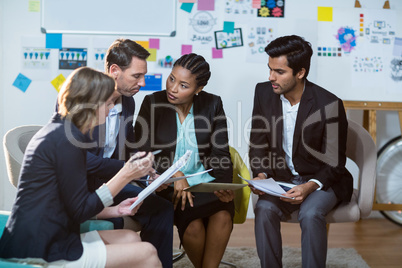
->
<box><xmin>93</xmin><ymin>48</ymin><xmax>107</xmax><ymax>71</ymax></box>
<box><xmin>188</xmin><ymin>10</ymin><xmax>220</xmax><ymax>48</ymax></box>
<box><xmin>21</xmin><ymin>47</ymin><xmax>52</xmax><ymax>80</ymax></box>
<box><xmin>245</xmin><ymin>20</ymin><xmax>278</xmax><ymax>63</ymax></box>
<box><xmin>257</xmin><ymin>0</ymin><xmax>285</xmax><ymax>18</ymax></box>
<box><xmin>224</xmin><ymin>0</ymin><xmax>255</xmax><ymax>22</ymax></box>
<box><xmin>214</xmin><ymin>28</ymin><xmax>243</xmax><ymax>49</ymax></box>
<box><xmin>59</xmin><ymin>48</ymin><xmax>87</xmax><ymax>70</ymax></box>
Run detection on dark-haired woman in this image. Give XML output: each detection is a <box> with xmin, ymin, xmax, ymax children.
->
<box><xmin>134</xmin><ymin>53</ymin><xmax>235</xmax><ymax>267</ymax></box>
<box><xmin>0</xmin><ymin>67</ymin><xmax>161</xmax><ymax>267</ymax></box>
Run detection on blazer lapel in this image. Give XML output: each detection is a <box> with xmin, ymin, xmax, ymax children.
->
<box><xmin>293</xmin><ymin>81</ymin><xmax>314</xmax><ymax>155</ymax></box>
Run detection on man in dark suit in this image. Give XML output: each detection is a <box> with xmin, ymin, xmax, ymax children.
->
<box><xmin>87</xmin><ymin>39</ymin><xmax>174</xmax><ymax>268</ymax></box>
<box><xmin>249</xmin><ymin>35</ymin><xmax>353</xmax><ymax>268</ymax></box>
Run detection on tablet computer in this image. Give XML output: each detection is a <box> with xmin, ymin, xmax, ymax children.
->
<box><xmin>184</xmin><ymin>183</ymin><xmax>246</xmax><ymax>193</ymax></box>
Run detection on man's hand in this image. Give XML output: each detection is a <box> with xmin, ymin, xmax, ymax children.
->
<box><xmin>280</xmin><ymin>181</ymin><xmax>318</xmax><ymax>204</ymax></box>
<box><xmin>249</xmin><ymin>173</ymin><xmax>267</xmax><ymax>195</ymax></box>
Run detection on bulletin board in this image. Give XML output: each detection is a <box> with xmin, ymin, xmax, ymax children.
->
<box><xmin>40</xmin><ymin>0</ymin><xmax>177</xmax><ymax>36</ymax></box>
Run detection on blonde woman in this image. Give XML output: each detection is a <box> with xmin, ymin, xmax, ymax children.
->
<box><xmin>0</xmin><ymin>67</ymin><xmax>161</xmax><ymax>267</ymax></box>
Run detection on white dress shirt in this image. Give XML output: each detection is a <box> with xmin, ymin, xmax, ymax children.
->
<box><xmin>280</xmin><ymin>93</ymin><xmax>323</xmax><ymax>190</ymax></box>
<box><xmin>103</xmin><ymin>98</ymin><xmax>122</xmax><ymax>158</ymax></box>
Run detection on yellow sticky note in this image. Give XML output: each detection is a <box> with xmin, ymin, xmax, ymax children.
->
<box><xmin>28</xmin><ymin>0</ymin><xmax>40</xmax><ymax>12</ymax></box>
<box><xmin>136</xmin><ymin>41</ymin><xmax>149</xmax><ymax>49</ymax></box>
<box><xmin>318</xmin><ymin>7</ymin><xmax>333</xmax><ymax>22</ymax></box>
<box><xmin>146</xmin><ymin>48</ymin><xmax>157</xmax><ymax>62</ymax></box>
<box><xmin>51</xmin><ymin>74</ymin><xmax>66</xmax><ymax>92</ymax></box>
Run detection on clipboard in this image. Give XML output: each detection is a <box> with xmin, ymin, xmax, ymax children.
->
<box><xmin>183</xmin><ymin>183</ymin><xmax>246</xmax><ymax>193</ymax></box>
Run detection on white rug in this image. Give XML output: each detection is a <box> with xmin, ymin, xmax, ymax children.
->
<box><xmin>173</xmin><ymin>247</ymin><xmax>370</xmax><ymax>267</ymax></box>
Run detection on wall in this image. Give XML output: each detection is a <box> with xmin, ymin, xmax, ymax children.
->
<box><xmin>1</xmin><ymin>0</ymin><xmax>401</xmax><ymax>218</ymax></box>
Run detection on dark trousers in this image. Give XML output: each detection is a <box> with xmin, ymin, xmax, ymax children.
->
<box><xmin>113</xmin><ymin>183</ymin><xmax>174</xmax><ymax>268</ymax></box>
<box><xmin>254</xmin><ymin>188</ymin><xmax>339</xmax><ymax>268</ymax></box>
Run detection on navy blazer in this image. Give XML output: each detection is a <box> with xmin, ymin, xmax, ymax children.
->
<box><xmin>134</xmin><ymin>90</ymin><xmax>233</xmax><ymax>183</ymax></box>
<box><xmin>249</xmin><ymin>80</ymin><xmax>353</xmax><ymax>202</ymax></box>
<box><xmin>0</xmin><ymin>114</ymin><xmax>104</xmax><ymax>261</ymax></box>
<box><xmin>86</xmin><ymin>95</ymin><xmax>136</xmax><ymax>189</ymax></box>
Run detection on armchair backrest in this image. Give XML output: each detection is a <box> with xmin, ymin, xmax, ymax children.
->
<box><xmin>345</xmin><ymin>119</ymin><xmax>377</xmax><ymax>218</ymax></box>
<box><xmin>229</xmin><ymin>146</ymin><xmax>251</xmax><ymax>224</ymax></box>
<box><xmin>3</xmin><ymin>125</ymin><xmax>42</xmax><ymax>187</ymax></box>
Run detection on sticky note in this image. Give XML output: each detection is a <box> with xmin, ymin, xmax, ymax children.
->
<box><xmin>181</xmin><ymin>45</ymin><xmax>193</xmax><ymax>55</ymax></box>
<box><xmin>252</xmin><ymin>0</ymin><xmax>261</xmax><ymax>9</ymax></box>
<box><xmin>13</xmin><ymin>73</ymin><xmax>32</xmax><ymax>93</ymax></box>
<box><xmin>146</xmin><ymin>48</ymin><xmax>157</xmax><ymax>62</ymax></box>
<box><xmin>198</xmin><ymin>0</ymin><xmax>215</xmax><ymax>11</ymax></box>
<box><xmin>223</xmin><ymin>21</ymin><xmax>235</xmax><ymax>34</ymax></box>
<box><xmin>28</xmin><ymin>0</ymin><xmax>40</xmax><ymax>12</ymax></box>
<box><xmin>179</xmin><ymin>0</ymin><xmax>196</xmax><ymax>2</ymax></box>
<box><xmin>46</xmin><ymin>34</ymin><xmax>62</xmax><ymax>49</ymax></box>
<box><xmin>318</xmin><ymin>7</ymin><xmax>333</xmax><ymax>22</ymax></box>
<box><xmin>51</xmin><ymin>74</ymin><xmax>66</xmax><ymax>92</ymax></box>
<box><xmin>149</xmin><ymin>38</ymin><xmax>160</xmax><ymax>49</ymax></box>
<box><xmin>135</xmin><ymin>41</ymin><xmax>149</xmax><ymax>49</ymax></box>
<box><xmin>212</xmin><ymin>48</ymin><xmax>223</xmax><ymax>59</ymax></box>
<box><xmin>181</xmin><ymin>3</ymin><xmax>194</xmax><ymax>13</ymax></box>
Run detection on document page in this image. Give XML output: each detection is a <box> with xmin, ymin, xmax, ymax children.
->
<box><xmin>129</xmin><ymin>150</ymin><xmax>192</xmax><ymax>210</ymax></box>
<box><xmin>239</xmin><ymin>175</ymin><xmax>295</xmax><ymax>199</ymax></box>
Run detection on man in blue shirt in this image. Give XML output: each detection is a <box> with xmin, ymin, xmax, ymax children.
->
<box><xmin>87</xmin><ymin>39</ymin><xmax>174</xmax><ymax>268</ymax></box>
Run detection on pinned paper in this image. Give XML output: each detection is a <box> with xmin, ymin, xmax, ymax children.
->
<box><xmin>149</xmin><ymin>38</ymin><xmax>160</xmax><ymax>49</ymax></box>
<box><xmin>317</xmin><ymin>7</ymin><xmax>333</xmax><ymax>22</ymax></box>
<box><xmin>181</xmin><ymin>44</ymin><xmax>193</xmax><ymax>55</ymax></box>
<box><xmin>135</xmin><ymin>41</ymin><xmax>149</xmax><ymax>49</ymax></box>
<box><xmin>46</xmin><ymin>34</ymin><xmax>62</xmax><ymax>49</ymax></box>
<box><xmin>223</xmin><ymin>21</ymin><xmax>235</xmax><ymax>34</ymax></box>
<box><xmin>393</xmin><ymin>37</ymin><xmax>402</xmax><ymax>57</ymax></box>
<box><xmin>181</xmin><ymin>3</ymin><xmax>194</xmax><ymax>13</ymax></box>
<box><xmin>13</xmin><ymin>73</ymin><xmax>32</xmax><ymax>93</ymax></box>
<box><xmin>51</xmin><ymin>74</ymin><xmax>66</xmax><ymax>92</ymax></box>
<box><xmin>198</xmin><ymin>0</ymin><xmax>215</xmax><ymax>11</ymax></box>
<box><xmin>146</xmin><ymin>48</ymin><xmax>157</xmax><ymax>62</ymax></box>
<box><xmin>28</xmin><ymin>0</ymin><xmax>40</xmax><ymax>12</ymax></box>
<box><xmin>212</xmin><ymin>48</ymin><xmax>223</xmax><ymax>59</ymax></box>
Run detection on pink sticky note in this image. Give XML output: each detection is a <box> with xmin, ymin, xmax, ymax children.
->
<box><xmin>198</xmin><ymin>0</ymin><xmax>215</xmax><ymax>11</ymax></box>
<box><xmin>181</xmin><ymin>44</ymin><xmax>193</xmax><ymax>55</ymax></box>
<box><xmin>179</xmin><ymin>0</ymin><xmax>196</xmax><ymax>2</ymax></box>
<box><xmin>149</xmin><ymin>38</ymin><xmax>160</xmax><ymax>49</ymax></box>
<box><xmin>212</xmin><ymin>48</ymin><xmax>223</xmax><ymax>59</ymax></box>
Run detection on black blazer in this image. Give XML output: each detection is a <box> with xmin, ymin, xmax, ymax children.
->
<box><xmin>134</xmin><ymin>90</ymin><xmax>233</xmax><ymax>183</ymax></box>
<box><xmin>249</xmin><ymin>80</ymin><xmax>353</xmax><ymax>202</ymax></box>
<box><xmin>86</xmin><ymin>95</ymin><xmax>136</xmax><ymax>189</ymax></box>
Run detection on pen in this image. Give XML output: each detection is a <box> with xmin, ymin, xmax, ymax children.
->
<box><xmin>128</xmin><ymin>149</ymin><xmax>162</xmax><ymax>163</ymax></box>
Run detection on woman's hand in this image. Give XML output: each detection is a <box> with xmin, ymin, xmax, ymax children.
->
<box><xmin>172</xmin><ymin>171</ymin><xmax>194</xmax><ymax>211</ymax></box>
<box><xmin>117</xmin><ymin>197</ymin><xmax>142</xmax><ymax>216</ymax></box>
<box><xmin>123</xmin><ymin>151</ymin><xmax>155</xmax><ymax>181</ymax></box>
<box><xmin>214</xmin><ymin>189</ymin><xmax>235</xmax><ymax>203</ymax></box>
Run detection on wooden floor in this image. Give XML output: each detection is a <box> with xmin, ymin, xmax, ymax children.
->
<box><xmin>173</xmin><ymin>214</ymin><xmax>402</xmax><ymax>268</ymax></box>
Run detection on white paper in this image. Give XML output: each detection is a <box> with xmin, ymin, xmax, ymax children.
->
<box><xmin>239</xmin><ymin>175</ymin><xmax>294</xmax><ymax>199</ymax></box>
<box><xmin>129</xmin><ymin>150</ymin><xmax>192</xmax><ymax>210</ymax></box>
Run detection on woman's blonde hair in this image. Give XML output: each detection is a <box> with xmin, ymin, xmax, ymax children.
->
<box><xmin>58</xmin><ymin>67</ymin><xmax>115</xmax><ymax>133</ymax></box>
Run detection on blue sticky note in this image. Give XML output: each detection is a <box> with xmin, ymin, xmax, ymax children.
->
<box><xmin>223</xmin><ymin>21</ymin><xmax>235</xmax><ymax>34</ymax></box>
<box><xmin>13</xmin><ymin>73</ymin><xmax>32</xmax><ymax>93</ymax></box>
<box><xmin>46</xmin><ymin>33</ymin><xmax>62</xmax><ymax>49</ymax></box>
<box><xmin>181</xmin><ymin>3</ymin><xmax>194</xmax><ymax>13</ymax></box>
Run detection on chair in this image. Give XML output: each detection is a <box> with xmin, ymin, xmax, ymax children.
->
<box><xmin>3</xmin><ymin>125</ymin><xmax>114</xmax><ymax>230</ymax></box>
<box><xmin>218</xmin><ymin>146</ymin><xmax>251</xmax><ymax>267</ymax></box>
<box><xmin>251</xmin><ymin>119</ymin><xmax>377</xmax><ymax>227</ymax></box>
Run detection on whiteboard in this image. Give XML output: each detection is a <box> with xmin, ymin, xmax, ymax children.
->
<box><xmin>41</xmin><ymin>0</ymin><xmax>176</xmax><ymax>36</ymax></box>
